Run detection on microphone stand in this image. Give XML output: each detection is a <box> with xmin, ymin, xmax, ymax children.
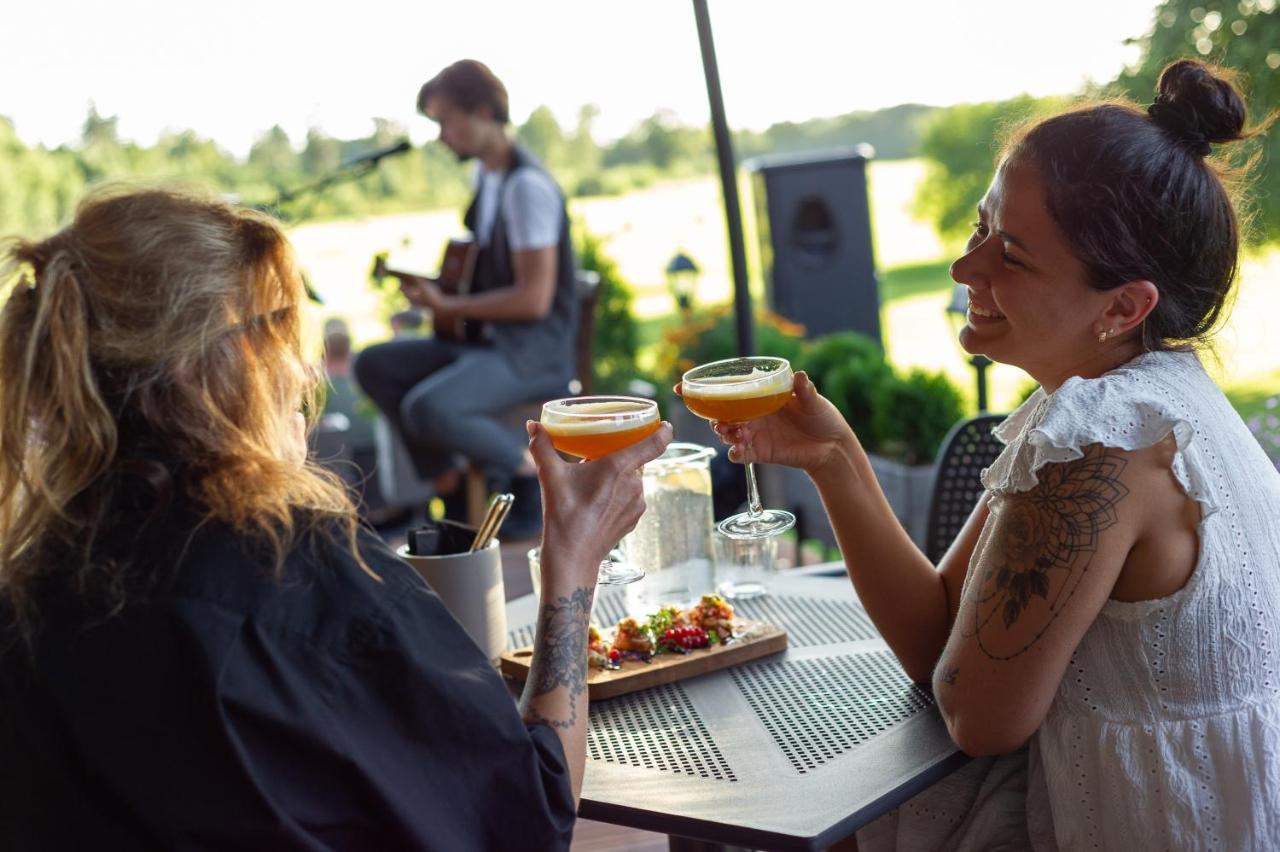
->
<box><xmin>256</xmin><ymin>159</ymin><xmax>386</xmax><ymax>304</ymax></box>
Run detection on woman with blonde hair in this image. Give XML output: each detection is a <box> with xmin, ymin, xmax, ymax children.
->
<box><xmin>0</xmin><ymin>186</ymin><xmax>670</xmax><ymax>849</ymax></box>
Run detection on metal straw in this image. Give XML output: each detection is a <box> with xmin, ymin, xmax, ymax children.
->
<box><xmin>470</xmin><ymin>492</ymin><xmax>514</xmax><ymax>552</ymax></box>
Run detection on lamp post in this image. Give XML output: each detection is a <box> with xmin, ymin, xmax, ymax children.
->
<box><xmin>945</xmin><ymin>283</ymin><xmax>992</xmax><ymax>413</ymax></box>
<box><xmin>666</xmin><ymin>251</ymin><xmax>701</xmax><ymax>316</ymax></box>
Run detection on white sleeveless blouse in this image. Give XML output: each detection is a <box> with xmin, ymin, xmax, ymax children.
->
<box><xmin>861</xmin><ymin>351</ymin><xmax>1280</xmax><ymax>851</ymax></box>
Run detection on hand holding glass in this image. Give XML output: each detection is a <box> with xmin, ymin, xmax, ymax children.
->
<box><xmin>539</xmin><ymin>396</ymin><xmax>661</xmax><ymax>584</ymax></box>
<box><xmin>681</xmin><ymin>357</ymin><xmax>796</xmax><ymax>539</ymax></box>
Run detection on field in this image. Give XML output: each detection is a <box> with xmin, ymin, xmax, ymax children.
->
<box><xmin>290</xmin><ymin>159</ymin><xmax>1278</xmax><ymax>415</ymax></box>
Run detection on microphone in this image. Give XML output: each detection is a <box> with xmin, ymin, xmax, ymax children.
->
<box><xmin>343</xmin><ymin>139</ymin><xmax>412</xmax><ymax>168</ymax></box>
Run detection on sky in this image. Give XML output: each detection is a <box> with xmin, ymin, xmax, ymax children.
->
<box><xmin>3</xmin><ymin>0</ymin><xmax>1161</xmax><ymax>156</ymax></box>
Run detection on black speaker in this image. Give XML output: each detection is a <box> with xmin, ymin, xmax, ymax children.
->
<box><xmin>748</xmin><ymin>147</ymin><xmax>881</xmax><ymax>343</ymax></box>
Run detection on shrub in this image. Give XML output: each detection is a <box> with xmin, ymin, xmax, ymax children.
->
<box><xmin>575</xmin><ymin>224</ymin><xmax>660</xmax><ymax>397</ymax></box>
<box><xmin>659</xmin><ymin>320</ymin><xmax>966</xmax><ymax>466</ymax></box>
<box><xmin>797</xmin><ymin>333</ymin><xmax>893</xmax><ymax>440</ymax></box>
<box><xmin>797</xmin><ymin>331</ymin><xmax>966</xmax><ymax>465</ymax></box>
<box><xmin>872</xmin><ymin>368</ymin><xmax>967</xmax><ymax>466</ymax></box>
<box><xmin>655</xmin><ymin>304</ymin><xmax>807</xmax><ymax>385</ymax></box>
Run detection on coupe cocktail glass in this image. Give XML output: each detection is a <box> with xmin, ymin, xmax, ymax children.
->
<box><xmin>540</xmin><ymin>396</ymin><xmax>661</xmax><ymax>583</ymax></box>
<box><xmin>681</xmin><ymin>357</ymin><xmax>796</xmax><ymax>540</ymax></box>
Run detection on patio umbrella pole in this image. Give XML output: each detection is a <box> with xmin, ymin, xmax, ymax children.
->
<box><xmin>693</xmin><ymin>0</ymin><xmax>754</xmax><ymax>357</ymax></box>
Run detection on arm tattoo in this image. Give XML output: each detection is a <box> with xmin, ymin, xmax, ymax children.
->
<box><xmin>960</xmin><ymin>445</ymin><xmax>1128</xmax><ymax>660</ymax></box>
<box><xmin>940</xmin><ymin>665</ymin><xmax>959</xmax><ymax>686</ymax></box>
<box><xmin>522</xmin><ymin>586</ymin><xmax>594</xmax><ymax>730</ymax></box>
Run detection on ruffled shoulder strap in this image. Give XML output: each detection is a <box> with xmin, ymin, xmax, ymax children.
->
<box><xmin>981</xmin><ymin>351</ymin><xmax>1219</xmax><ymax>517</ymax></box>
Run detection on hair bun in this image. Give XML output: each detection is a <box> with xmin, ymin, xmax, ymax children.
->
<box><xmin>1149</xmin><ymin>60</ymin><xmax>1248</xmax><ymax>156</ymax></box>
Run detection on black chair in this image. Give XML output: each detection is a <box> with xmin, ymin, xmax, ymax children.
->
<box><xmin>923</xmin><ymin>413</ymin><xmax>1008</xmax><ymax>564</ymax></box>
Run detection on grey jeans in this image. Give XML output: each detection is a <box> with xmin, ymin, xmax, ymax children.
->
<box><xmin>353</xmin><ymin>337</ymin><xmax>571</xmax><ymax>486</ymax></box>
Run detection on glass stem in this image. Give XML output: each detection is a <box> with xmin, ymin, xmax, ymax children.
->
<box><xmin>744</xmin><ymin>461</ymin><xmax>764</xmax><ymax>518</ymax></box>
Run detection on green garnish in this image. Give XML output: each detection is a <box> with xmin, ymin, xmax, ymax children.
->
<box><xmin>645</xmin><ymin>605</ymin><xmax>682</xmax><ymax>642</ymax></box>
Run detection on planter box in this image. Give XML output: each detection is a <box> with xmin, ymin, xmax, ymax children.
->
<box><xmin>780</xmin><ymin>455</ymin><xmax>936</xmax><ymax>551</ymax></box>
<box><xmin>868</xmin><ymin>454</ymin><xmax>937</xmax><ymax>548</ymax></box>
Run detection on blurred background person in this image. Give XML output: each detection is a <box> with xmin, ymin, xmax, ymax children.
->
<box><xmin>355</xmin><ymin>59</ymin><xmax>578</xmax><ymax>540</ymax></box>
<box><xmin>317</xmin><ymin>317</ymin><xmax>388</xmax><ymax>523</ymax></box>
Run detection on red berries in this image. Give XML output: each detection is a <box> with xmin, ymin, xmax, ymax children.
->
<box><xmin>608</xmin><ymin>648</ymin><xmax>621</xmax><ymax>663</ymax></box>
<box><xmin>661</xmin><ymin>625</ymin><xmax>709</xmax><ymax>651</ymax></box>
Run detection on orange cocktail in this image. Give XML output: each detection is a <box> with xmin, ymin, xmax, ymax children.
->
<box><xmin>541</xmin><ymin>397</ymin><xmax>661</xmax><ymax>461</ymax></box>
<box><xmin>681</xmin><ymin>357</ymin><xmax>796</xmax><ymax>542</ymax></box>
<box><xmin>540</xmin><ymin>396</ymin><xmax>661</xmax><ymax>585</ymax></box>
<box><xmin>682</xmin><ymin>386</ymin><xmax>792</xmax><ymax>423</ymax></box>
<box><xmin>681</xmin><ymin>363</ymin><xmax>794</xmax><ymax>424</ymax></box>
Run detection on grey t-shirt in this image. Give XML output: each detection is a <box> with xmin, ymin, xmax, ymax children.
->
<box><xmin>473</xmin><ymin>166</ymin><xmax>563</xmax><ymax>251</ymax></box>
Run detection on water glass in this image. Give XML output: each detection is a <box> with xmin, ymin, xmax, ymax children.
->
<box><xmin>713</xmin><ymin>531</ymin><xmax>778</xmax><ymax>600</ymax></box>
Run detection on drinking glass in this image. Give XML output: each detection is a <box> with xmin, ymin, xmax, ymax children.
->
<box><xmin>713</xmin><ymin>529</ymin><xmax>779</xmax><ymax>600</ymax></box>
<box><xmin>540</xmin><ymin>396</ymin><xmax>661</xmax><ymax>584</ymax></box>
<box><xmin>681</xmin><ymin>357</ymin><xmax>796</xmax><ymax>540</ymax></box>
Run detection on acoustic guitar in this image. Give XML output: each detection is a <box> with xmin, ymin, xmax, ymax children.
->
<box><xmin>370</xmin><ymin>237</ymin><xmax>480</xmax><ymax>343</ymax></box>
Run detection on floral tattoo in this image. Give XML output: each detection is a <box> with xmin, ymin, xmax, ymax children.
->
<box><xmin>523</xmin><ymin>586</ymin><xmax>594</xmax><ymax>729</ymax></box>
<box><xmin>960</xmin><ymin>445</ymin><xmax>1129</xmax><ymax>660</ymax></box>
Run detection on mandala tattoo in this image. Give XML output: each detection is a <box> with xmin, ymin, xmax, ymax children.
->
<box><xmin>524</xmin><ymin>586</ymin><xmax>594</xmax><ymax>729</ymax></box>
<box><xmin>959</xmin><ymin>445</ymin><xmax>1129</xmax><ymax>660</ymax></box>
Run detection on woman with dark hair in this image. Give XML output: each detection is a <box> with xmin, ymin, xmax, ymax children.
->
<box><xmin>0</xmin><ymin>186</ymin><xmax>670</xmax><ymax>849</ymax></box>
<box><xmin>704</xmin><ymin>60</ymin><xmax>1280</xmax><ymax>848</ymax></box>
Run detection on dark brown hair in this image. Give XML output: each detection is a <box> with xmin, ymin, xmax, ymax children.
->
<box><xmin>1004</xmin><ymin>60</ymin><xmax>1258</xmax><ymax>350</ymax></box>
<box><xmin>417</xmin><ymin>59</ymin><xmax>509</xmax><ymax>124</ymax></box>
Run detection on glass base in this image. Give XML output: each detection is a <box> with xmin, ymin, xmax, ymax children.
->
<box><xmin>717</xmin><ymin>508</ymin><xmax>796</xmax><ymax>541</ymax></box>
<box><xmin>597</xmin><ymin>557</ymin><xmax>645</xmax><ymax>585</ymax></box>
<box><xmin>718</xmin><ymin>580</ymin><xmax>769</xmax><ymax>600</ymax></box>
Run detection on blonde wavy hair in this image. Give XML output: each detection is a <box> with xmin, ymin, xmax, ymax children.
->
<box><xmin>0</xmin><ymin>186</ymin><xmax>367</xmax><ymax>638</ymax></box>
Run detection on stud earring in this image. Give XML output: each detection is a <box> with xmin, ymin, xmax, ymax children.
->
<box><xmin>1098</xmin><ymin>329</ymin><xmax>1110</xmax><ymax>343</ymax></box>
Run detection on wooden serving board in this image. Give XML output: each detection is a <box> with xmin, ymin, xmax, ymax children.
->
<box><xmin>500</xmin><ymin>620</ymin><xmax>787</xmax><ymax>700</ymax></box>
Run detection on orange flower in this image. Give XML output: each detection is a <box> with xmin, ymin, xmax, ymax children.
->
<box><xmin>761</xmin><ymin>310</ymin><xmax>807</xmax><ymax>338</ymax></box>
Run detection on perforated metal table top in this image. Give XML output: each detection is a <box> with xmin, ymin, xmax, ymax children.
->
<box><xmin>505</xmin><ymin>568</ymin><xmax>968</xmax><ymax>850</ymax></box>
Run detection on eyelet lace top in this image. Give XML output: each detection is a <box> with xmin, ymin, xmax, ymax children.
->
<box><xmin>860</xmin><ymin>350</ymin><xmax>1280</xmax><ymax>851</ymax></box>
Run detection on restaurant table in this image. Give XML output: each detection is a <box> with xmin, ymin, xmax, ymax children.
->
<box><xmin>504</xmin><ymin>565</ymin><xmax>969</xmax><ymax>851</ymax></box>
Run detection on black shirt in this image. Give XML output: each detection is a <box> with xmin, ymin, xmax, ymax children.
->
<box><xmin>0</xmin><ymin>510</ymin><xmax>575</xmax><ymax>851</ymax></box>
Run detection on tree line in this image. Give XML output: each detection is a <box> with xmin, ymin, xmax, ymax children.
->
<box><xmin>914</xmin><ymin>0</ymin><xmax>1278</xmax><ymax>244</ymax></box>
<box><xmin>0</xmin><ymin>98</ymin><xmax>938</xmax><ymax>239</ymax></box>
<box><xmin>2</xmin><ymin>0</ymin><xmax>1274</xmax><ymax>243</ymax></box>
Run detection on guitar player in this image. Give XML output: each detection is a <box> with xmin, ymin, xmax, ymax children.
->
<box><xmin>354</xmin><ymin>59</ymin><xmax>578</xmax><ymax>539</ymax></box>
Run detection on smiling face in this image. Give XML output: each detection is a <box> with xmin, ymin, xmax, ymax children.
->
<box><xmin>949</xmin><ymin>158</ymin><xmax>1144</xmax><ymax>392</ymax></box>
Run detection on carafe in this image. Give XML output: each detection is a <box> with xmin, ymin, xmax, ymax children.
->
<box><xmin>622</xmin><ymin>442</ymin><xmax>718</xmax><ymax>614</ymax></box>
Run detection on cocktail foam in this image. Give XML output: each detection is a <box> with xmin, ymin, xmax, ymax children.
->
<box><xmin>542</xmin><ymin>401</ymin><xmax>659</xmax><ymax>435</ymax></box>
<box><xmin>682</xmin><ymin>367</ymin><xmax>793</xmax><ymax>399</ymax></box>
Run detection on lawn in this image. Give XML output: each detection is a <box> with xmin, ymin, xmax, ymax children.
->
<box><xmin>291</xmin><ymin>160</ymin><xmax>1278</xmax><ymax>418</ymax></box>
